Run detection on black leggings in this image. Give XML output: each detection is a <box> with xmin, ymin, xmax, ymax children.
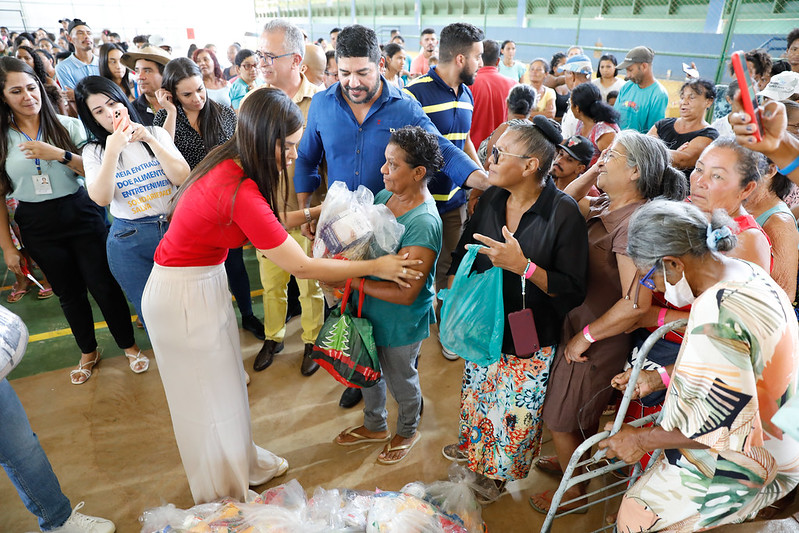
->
<box><xmin>224</xmin><ymin>247</ymin><xmax>253</xmax><ymax>317</ymax></box>
<box><xmin>15</xmin><ymin>189</ymin><xmax>135</xmax><ymax>354</ymax></box>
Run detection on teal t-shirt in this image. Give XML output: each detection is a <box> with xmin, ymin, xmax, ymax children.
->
<box><xmin>497</xmin><ymin>60</ymin><xmax>527</xmax><ymax>82</ymax></box>
<box><xmin>229</xmin><ymin>78</ymin><xmax>263</xmax><ymax>110</ymax></box>
<box><xmin>6</xmin><ymin>115</ymin><xmax>87</xmax><ymax>202</ymax></box>
<box><xmin>613</xmin><ymin>80</ymin><xmax>669</xmax><ymax>133</ymax></box>
<box><xmin>357</xmin><ymin>189</ymin><xmax>442</xmax><ymax>347</ymax></box>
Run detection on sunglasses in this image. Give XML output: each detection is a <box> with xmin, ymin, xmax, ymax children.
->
<box><xmin>491</xmin><ymin>146</ymin><xmax>531</xmax><ymax>165</ymax></box>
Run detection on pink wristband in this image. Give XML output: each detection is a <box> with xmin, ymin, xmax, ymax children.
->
<box><xmin>524</xmin><ymin>260</ymin><xmax>537</xmax><ymax>279</ymax></box>
<box><xmin>657</xmin><ymin>366</ymin><xmax>671</xmax><ymax>388</ymax></box>
<box><xmin>657</xmin><ymin>307</ymin><xmax>668</xmax><ymax>327</ymax></box>
<box><xmin>582</xmin><ymin>324</ymin><xmax>596</xmax><ymax>343</ymax></box>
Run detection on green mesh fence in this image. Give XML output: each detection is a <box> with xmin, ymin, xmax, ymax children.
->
<box><xmin>255</xmin><ymin>0</ymin><xmax>798</xmax><ymax>85</ymax></box>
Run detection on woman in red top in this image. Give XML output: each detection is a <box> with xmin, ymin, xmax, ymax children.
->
<box><xmin>141</xmin><ymin>88</ymin><xmax>422</xmax><ymax>505</ymax></box>
<box><xmin>690</xmin><ymin>137</ymin><xmax>772</xmax><ymax>271</ymax></box>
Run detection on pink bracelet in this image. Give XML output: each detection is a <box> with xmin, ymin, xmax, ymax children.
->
<box><xmin>657</xmin><ymin>307</ymin><xmax>668</xmax><ymax>327</ymax></box>
<box><xmin>524</xmin><ymin>260</ymin><xmax>537</xmax><ymax>279</ymax></box>
<box><xmin>657</xmin><ymin>366</ymin><xmax>671</xmax><ymax>388</ymax></box>
<box><xmin>582</xmin><ymin>324</ymin><xmax>596</xmax><ymax>343</ymax></box>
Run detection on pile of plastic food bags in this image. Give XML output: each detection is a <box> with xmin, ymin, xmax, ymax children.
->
<box><xmin>312</xmin><ymin>182</ymin><xmax>405</xmax><ymax>306</ymax></box>
<box><xmin>139</xmin><ymin>465</ymin><xmax>488</xmax><ymax>533</ymax></box>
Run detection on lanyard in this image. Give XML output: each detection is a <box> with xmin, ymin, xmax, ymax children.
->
<box><xmin>14</xmin><ymin>121</ymin><xmax>43</xmax><ymax>174</ymax></box>
<box><xmin>520</xmin><ymin>273</ymin><xmax>527</xmax><ymax>310</ymax></box>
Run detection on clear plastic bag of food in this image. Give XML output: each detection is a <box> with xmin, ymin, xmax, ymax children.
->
<box><xmin>312</xmin><ymin>182</ymin><xmax>405</xmax><ymax>305</ymax></box>
<box><xmin>252</xmin><ymin>479</ymin><xmax>306</xmax><ymax>510</ymax></box>
<box><xmin>365</xmin><ymin>493</ymin><xmax>441</xmax><ymax>533</ymax></box>
<box><xmin>417</xmin><ymin>464</ymin><xmax>486</xmax><ymax>533</ymax></box>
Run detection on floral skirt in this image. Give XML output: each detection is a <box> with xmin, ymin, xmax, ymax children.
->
<box><xmin>458</xmin><ymin>346</ymin><xmax>555</xmax><ymax>481</ymax></box>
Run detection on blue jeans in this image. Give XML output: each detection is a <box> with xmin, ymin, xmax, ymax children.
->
<box><xmin>362</xmin><ymin>341</ymin><xmax>423</xmax><ymax>438</ymax></box>
<box><xmin>106</xmin><ymin>214</ymin><xmax>168</xmax><ymax>329</ymax></box>
<box><xmin>0</xmin><ymin>379</ymin><xmax>71</xmax><ymax>530</ymax></box>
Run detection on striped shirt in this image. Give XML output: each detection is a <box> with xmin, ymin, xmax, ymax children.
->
<box><xmin>404</xmin><ymin>67</ymin><xmax>473</xmax><ymax>214</ymax></box>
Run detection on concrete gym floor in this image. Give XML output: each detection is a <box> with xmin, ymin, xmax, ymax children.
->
<box><xmin>1</xmin><ymin>248</ymin><xmax>795</xmax><ymax>532</ymax></box>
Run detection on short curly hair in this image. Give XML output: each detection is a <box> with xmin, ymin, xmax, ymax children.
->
<box><xmin>389</xmin><ymin>126</ymin><xmax>444</xmax><ymax>179</ymax></box>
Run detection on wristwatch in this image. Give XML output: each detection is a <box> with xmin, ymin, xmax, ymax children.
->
<box><xmin>61</xmin><ymin>151</ymin><xmax>73</xmax><ymax>164</ymax></box>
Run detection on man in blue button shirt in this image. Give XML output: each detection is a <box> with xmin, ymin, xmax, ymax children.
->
<box><xmin>294</xmin><ymin>24</ymin><xmax>488</xmax><ymax>406</ymax></box>
<box><xmin>294</xmin><ymin>25</ymin><xmax>487</xmax><ymax>205</ymax></box>
<box><xmin>403</xmin><ymin>23</ymin><xmax>484</xmax><ymax>361</ymax></box>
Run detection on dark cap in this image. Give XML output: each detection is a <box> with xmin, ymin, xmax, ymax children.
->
<box><xmin>532</xmin><ymin>115</ymin><xmax>563</xmax><ymax>146</ymax></box>
<box><xmin>58</xmin><ymin>18</ymin><xmax>72</xmax><ymax>24</ymax></box>
<box><xmin>559</xmin><ymin>135</ymin><xmax>593</xmax><ymax>164</ymax></box>
<box><xmin>617</xmin><ymin>46</ymin><xmax>655</xmax><ymax>70</ymax></box>
<box><xmin>67</xmin><ymin>19</ymin><xmax>90</xmax><ymax>34</ymax></box>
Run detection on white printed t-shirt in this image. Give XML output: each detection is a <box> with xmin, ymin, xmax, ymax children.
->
<box><xmin>83</xmin><ymin>126</ymin><xmax>180</xmax><ymax>220</ymax></box>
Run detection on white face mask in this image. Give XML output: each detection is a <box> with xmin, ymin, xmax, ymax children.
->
<box><xmin>663</xmin><ymin>262</ymin><xmax>695</xmax><ymax>308</ymax></box>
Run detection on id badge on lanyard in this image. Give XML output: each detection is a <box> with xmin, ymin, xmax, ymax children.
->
<box><xmin>17</xmin><ymin>122</ymin><xmax>52</xmax><ymax>195</ymax></box>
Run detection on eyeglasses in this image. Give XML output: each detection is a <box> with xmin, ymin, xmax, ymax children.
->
<box><xmin>256</xmin><ymin>51</ymin><xmax>294</xmax><ymax>65</ymax></box>
<box><xmin>639</xmin><ymin>264</ymin><xmax>658</xmax><ymax>290</ymax></box>
<box><xmin>324</xmin><ymin>69</ymin><xmax>338</xmax><ymax>78</ymax></box>
<box><xmin>600</xmin><ymin>148</ymin><xmax>624</xmax><ymax>163</ymax></box>
<box><xmin>240</xmin><ymin>62</ymin><xmax>259</xmax><ymax>70</ymax></box>
<box><xmin>491</xmin><ymin>146</ymin><xmax>531</xmax><ymax>165</ymax></box>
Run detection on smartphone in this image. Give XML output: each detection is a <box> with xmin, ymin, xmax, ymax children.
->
<box><xmin>112</xmin><ymin>107</ymin><xmax>131</xmax><ymax>131</ymax></box>
<box><xmin>508</xmin><ymin>308</ymin><xmax>540</xmax><ymax>359</ymax></box>
<box><xmin>730</xmin><ymin>50</ymin><xmax>762</xmax><ymax>142</ymax></box>
<box><xmin>681</xmin><ymin>62</ymin><xmax>699</xmax><ymax>79</ymax></box>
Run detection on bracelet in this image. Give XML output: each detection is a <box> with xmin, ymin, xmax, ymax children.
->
<box><xmin>582</xmin><ymin>324</ymin><xmax>596</xmax><ymax>343</ymax></box>
<box><xmin>657</xmin><ymin>307</ymin><xmax>668</xmax><ymax>327</ymax></box>
<box><xmin>523</xmin><ymin>259</ymin><xmax>537</xmax><ymax>279</ymax></box>
<box><xmin>61</xmin><ymin>150</ymin><xmax>72</xmax><ymax>164</ymax></box>
<box><xmin>303</xmin><ymin>208</ymin><xmax>312</xmax><ymax>224</ymax></box>
<box><xmin>777</xmin><ymin>154</ymin><xmax>799</xmax><ymax>175</ymax></box>
<box><xmin>657</xmin><ymin>366</ymin><xmax>671</xmax><ymax>388</ymax></box>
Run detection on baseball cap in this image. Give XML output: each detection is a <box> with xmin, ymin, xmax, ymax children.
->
<box><xmin>563</xmin><ymin>54</ymin><xmax>593</xmax><ymax>76</ymax></box>
<box><xmin>67</xmin><ymin>19</ymin><xmax>90</xmax><ymax>34</ymax></box>
<box><xmin>617</xmin><ymin>46</ymin><xmax>655</xmax><ymax>70</ymax></box>
<box><xmin>559</xmin><ymin>135</ymin><xmax>593</xmax><ymax>165</ymax></box>
<box><xmin>121</xmin><ymin>45</ymin><xmax>172</xmax><ymax>70</ymax></box>
<box><xmin>58</xmin><ymin>18</ymin><xmax>72</xmax><ymax>24</ymax></box>
<box><xmin>758</xmin><ymin>71</ymin><xmax>799</xmax><ymax>101</ymax></box>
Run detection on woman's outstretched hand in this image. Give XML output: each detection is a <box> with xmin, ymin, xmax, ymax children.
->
<box><xmin>373</xmin><ymin>253</ymin><xmax>423</xmax><ymax>288</ymax></box>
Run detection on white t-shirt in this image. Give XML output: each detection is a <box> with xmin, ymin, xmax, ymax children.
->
<box><xmin>711</xmin><ymin>115</ymin><xmax>734</xmax><ymax>138</ymax></box>
<box><xmin>82</xmin><ymin>126</ymin><xmax>180</xmax><ymax>220</ymax></box>
<box><xmin>592</xmin><ymin>77</ymin><xmax>625</xmax><ymax>103</ymax></box>
<box><xmin>561</xmin><ymin>107</ymin><xmax>579</xmax><ymax>138</ymax></box>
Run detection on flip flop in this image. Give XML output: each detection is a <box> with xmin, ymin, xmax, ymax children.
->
<box><xmin>529</xmin><ymin>489</ymin><xmax>589</xmax><ymax>515</ymax></box>
<box><xmin>6</xmin><ymin>284</ymin><xmax>29</xmax><ymax>303</ymax></box>
<box><xmin>335</xmin><ymin>426</ymin><xmax>392</xmax><ymax>446</ymax></box>
<box><xmin>376</xmin><ymin>432</ymin><xmax>422</xmax><ymax>465</ymax></box>
<box><xmin>37</xmin><ymin>287</ymin><xmax>54</xmax><ymax>299</ymax></box>
<box><xmin>535</xmin><ymin>455</ymin><xmax>563</xmax><ymax>476</ymax></box>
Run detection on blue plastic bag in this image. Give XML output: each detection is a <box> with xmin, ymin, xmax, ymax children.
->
<box><xmin>438</xmin><ymin>244</ymin><xmax>504</xmax><ymax>366</ymax></box>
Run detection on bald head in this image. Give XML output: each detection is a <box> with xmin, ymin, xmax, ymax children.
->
<box><xmin>302</xmin><ymin>43</ymin><xmax>327</xmax><ymax>86</ymax></box>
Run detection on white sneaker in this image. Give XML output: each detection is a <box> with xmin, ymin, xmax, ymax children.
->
<box><xmin>53</xmin><ymin>502</ymin><xmax>115</xmax><ymax>533</ymax></box>
<box><xmin>441</xmin><ymin>346</ymin><xmax>459</xmax><ymax>360</ymax></box>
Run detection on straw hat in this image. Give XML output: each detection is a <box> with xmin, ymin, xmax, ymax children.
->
<box><xmin>121</xmin><ymin>45</ymin><xmax>171</xmax><ymax>70</ymax></box>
